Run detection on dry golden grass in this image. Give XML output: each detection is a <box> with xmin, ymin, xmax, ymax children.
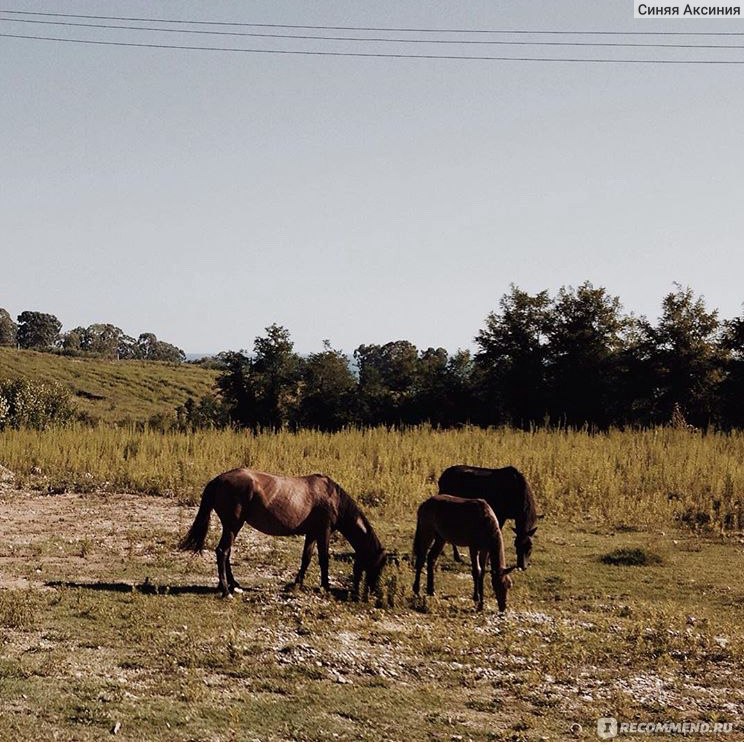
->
<box><xmin>1</xmin><ymin>425</ymin><xmax>742</xmax><ymax>531</ymax></box>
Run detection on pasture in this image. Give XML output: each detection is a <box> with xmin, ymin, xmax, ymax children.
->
<box><xmin>0</xmin><ymin>426</ymin><xmax>743</xmax><ymax>740</ymax></box>
<box><xmin>0</xmin><ymin>348</ymin><xmax>217</xmax><ymax>425</ymax></box>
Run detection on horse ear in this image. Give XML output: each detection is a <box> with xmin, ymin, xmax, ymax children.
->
<box><xmin>528</xmin><ymin>527</ymin><xmax>537</xmax><ymax>536</ymax></box>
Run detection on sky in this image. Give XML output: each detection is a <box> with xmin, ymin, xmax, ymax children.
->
<box><xmin>2</xmin><ymin>1</ymin><xmax>743</xmax><ymax>355</ymax></box>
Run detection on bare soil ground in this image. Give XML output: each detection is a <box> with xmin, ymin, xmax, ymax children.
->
<box><xmin>1</xmin><ymin>487</ymin><xmax>743</xmax><ymax>741</ymax></box>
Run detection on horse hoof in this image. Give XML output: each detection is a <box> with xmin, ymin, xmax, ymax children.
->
<box><xmin>222</xmin><ymin>592</ymin><xmax>233</xmax><ymax>600</ymax></box>
<box><xmin>231</xmin><ymin>586</ymin><xmax>244</xmax><ymax>594</ymax></box>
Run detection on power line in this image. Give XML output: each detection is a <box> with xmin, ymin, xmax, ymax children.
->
<box><xmin>3</xmin><ymin>32</ymin><xmax>744</xmax><ymax>63</ymax></box>
<box><xmin>3</xmin><ymin>8</ymin><xmax>744</xmax><ymax>37</ymax></box>
<box><xmin>2</xmin><ymin>16</ymin><xmax>744</xmax><ymax>49</ymax></box>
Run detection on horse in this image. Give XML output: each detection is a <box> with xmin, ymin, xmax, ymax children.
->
<box><xmin>438</xmin><ymin>465</ymin><xmax>538</xmax><ymax>570</ymax></box>
<box><xmin>179</xmin><ymin>468</ymin><xmax>387</xmax><ymax>600</ymax></box>
<box><xmin>412</xmin><ymin>494</ymin><xmax>515</xmax><ymax>612</ymax></box>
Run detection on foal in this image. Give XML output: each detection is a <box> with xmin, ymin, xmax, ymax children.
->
<box><xmin>413</xmin><ymin>494</ymin><xmax>514</xmax><ymax>612</ymax></box>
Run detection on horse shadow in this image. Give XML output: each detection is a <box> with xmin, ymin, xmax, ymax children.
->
<box><xmin>45</xmin><ymin>579</ymin><xmax>217</xmax><ymax>596</ymax></box>
<box><xmin>44</xmin><ymin>578</ymin><xmax>353</xmax><ymax>601</ymax></box>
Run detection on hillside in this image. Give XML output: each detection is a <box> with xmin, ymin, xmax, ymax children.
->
<box><xmin>0</xmin><ymin>348</ymin><xmax>218</xmax><ymax>425</ymax></box>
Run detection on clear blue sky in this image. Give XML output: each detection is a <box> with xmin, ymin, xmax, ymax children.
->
<box><xmin>2</xmin><ymin>1</ymin><xmax>743</xmax><ymax>354</ymax></box>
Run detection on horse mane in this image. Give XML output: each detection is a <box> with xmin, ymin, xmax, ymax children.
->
<box><xmin>515</xmin><ymin>469</ymin><xmax>538</xmax><ymax>534</ymax></box>
<box><xmin>482</xmin><ymin>507</ymin><xmax>507</xmax><ymax>570</ymax></box>
<box><xmin>493</xmin><ymin>522</ymin><xmax>507</xmax><ymax>570</ymax></box>
<box><xmin>332</xmin><ymin>481</ymin><xmax>384</xmax><ymax>562</ymax></box>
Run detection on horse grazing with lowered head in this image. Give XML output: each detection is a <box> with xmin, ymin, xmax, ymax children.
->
<box><xmin>413</xmin><ymin>494</ymin><xmax>515</xmax><ymax>612</ymax></box>
<box><xmin>179</xmin><ymin>468</ymin><xmax>387</xmax><ymax>600</ymax></box>
<box><xmin>438</xmin><ymin>465</ymin><xmax>538</xmax><ymax>570</ymax></box>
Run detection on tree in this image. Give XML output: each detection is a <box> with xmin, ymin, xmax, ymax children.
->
<box><xmin>717</xmin><ymin>311</ymin><xmax>744</xmax><ymax>428</ymax></box>
<box><xmin>61</xmin><ymin>326</ymin><xmax>86</xmax><ymax>353</ymax></box>
<box><xmin>0</xmin><ymin>309</ymin><xmax>17</xmax><ymax>346</ymax></box>
<box><xmin>645</xmin><ymin>285</ymin><xmax>723</xmax><ymax>425</ymax></box>
<box><xmin>474</xmin><ymin>286</ymin><xmax>552</xmax><ymax>426</ymax></box>
<box><xmin>175</xmin><ymin>394</ymin><xmax>230</xmax><ymax>431</ymax></box>
<box><xmin>134</xmin><ymin>332</ymin><xmax>185</xmax><ymax>362</ymax></box>
<box><xmin>215</xmin><ymin>325</ymin><xmax>302</xmax><ymax>429</ymax></box>
<box><xmin>412</xmin><ymin>347</ymin><xmax>449</xmax><ymax>423</ymax></box>
<box><xmin>355</xmin><ymin>340</ymin><xmax>419</xmax><ymax>424</ymax></box>
<box><xmin>546</xmin><ymin>282</ymin><xmax>627</xmax><ymax>428</ymax></box>
<box><xmin>251</xmin><ymin>324</ymin><xmax>302</xmax><ymax>428</ymax></box>
<box><xmin>215</xmin><ymin>350</ymin><xmax>256</xmax><ymax>427</ymax></box>
<box><xmin>16</xmin><ymin>311</ymin><xmax>62</xmax><ymax>349</ymax></box>
<box><xmin>81</xmin><ymin>323</ymin><xmax>125</xmax><ymax>358</ymax></box>
<box><xmin>299</xmin><ymin>341</ymin><xmax>357</xmax><ymax>430</ymax></box>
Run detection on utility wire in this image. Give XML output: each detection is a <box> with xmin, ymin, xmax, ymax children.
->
<box><xmin>3</xmin><ymin>32</ymin><xmax>744</xmax><ymax>62</ymax></box>
<box><xmin>2</xmin><ymin>16</ymin><xmax>744</xmax><ymax>48</ymax></box>
<box><xmin>2</xmin><ymin>8</ymin><xmax>744</xmax><ymax>36</ymax></box>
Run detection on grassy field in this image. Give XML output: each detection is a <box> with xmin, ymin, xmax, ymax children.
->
<box><xmin>0</xmin><ymin>426</ymin><xmax>743</xmax><ymax>740</ymax></box>
<box><xmin>0</xmin><ymin>348</ymin><xmax>217</xmax><ymax>425</ymax></box>
<box><xmin>1</xmin><ymin>424</ymin><xmax>743</xmax><ymax>530</ymax></box>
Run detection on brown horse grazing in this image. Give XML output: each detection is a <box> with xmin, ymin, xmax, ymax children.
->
<box><xmin>179</xmin><ymin>468</ymin><xmax>387</xmax><ymax>600</ymax></box>
<box><xmin>412</xmin><ymin>494</ymin><xmax>515</xmax><ymax>612</ymax></box>
<box><xmin>438</xmin><ymin>465</ymin><xmax>538</xmax><ymax>570</ymax></box>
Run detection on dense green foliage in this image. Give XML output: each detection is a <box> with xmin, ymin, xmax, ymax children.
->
<box><xmin>210</xmin><ymin>283</ymin><xmax>743</xmax><ymax>431</ymax></box>
<box><xmin>4</xmin><ymin>282</ymin><xmax>744</xmax><ymax>430</ymax></box>
<box><xmin>4</xmin><ymin>306</ymin><xmax>184</xmax><ymax>362</ymax></box>
<box><xmin>0</xmin><ymin>308</ymin><xmax>17</xmax><ymax>346</ymax></box>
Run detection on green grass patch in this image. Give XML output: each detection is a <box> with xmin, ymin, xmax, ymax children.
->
<box><xmin>0</xmin><ymin>348</ymin><xmax>216</xmax><ymax>425</ymax></box>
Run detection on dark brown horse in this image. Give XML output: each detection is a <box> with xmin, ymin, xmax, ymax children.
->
<box><xmin>438</xmin><ymin>465</ymin><xmax>538</xmax><ymax>570</ymax></box>
<box><xmin>179</xmin><ymin>468</ymin><xmax>387</xmax><ymax>599</ymax></box>
<box><xmin>413</xmin><ymin>494</ymin><xmax>515</xmax><ymax>612</ymax></box>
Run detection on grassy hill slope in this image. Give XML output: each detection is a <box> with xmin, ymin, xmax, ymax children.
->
<box><xmin>0</xmin><ymin>348</ymin><xmax>218</xmax><ymax>425</ymax></box>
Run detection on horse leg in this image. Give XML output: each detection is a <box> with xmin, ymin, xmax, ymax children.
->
<box><xmin>226</xmin><ymin>546</ymin><xmax>243</xmax><ymax>594</ymax></box>
<box><xmin>412</xmin><ymin>523</ymin><xmax>434</xmax><ymax>596</ymax></box>
<box><xmin>469</xmin><ymin>545</ymin><xmax>482</xmax><ymax>609</ymax></box>
<box><xmin>412</xmin><ymin>560</ymin><xmax>423</xmax><ymax>597</ymax></box>
<box><xmin>426</xmin><ymin>536</ymin><xmax>446</xmax><ymax>596</ymax></box>
<box><xmin>317</xmin><ymin>525</ymin><xmax>331</xmax><ymax>592</ymax></box>
<box><xmin>215</xmin><ymin>528</ymin><xmax>235</xmax><ymax>598</ymax></box>
<box><xmin>295</xmin><ymin>534</ymin><xmax>317</xmax><ymax>589</ymax></box>
<box><xmin>452</xmin><ymin>545</ymin><xmax>463</xmax><ymax>563</ymax></box>
<box><xmin>478</xmin><ymin>549</ymin><xmax>489</xmax><ymax>611</ymax></box>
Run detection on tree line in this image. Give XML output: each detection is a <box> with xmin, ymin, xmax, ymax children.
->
<box><xmin>180</xmin><ymin>282</ymin><xmax>744</xmax><ymax>432</ymax></box>
<box><xmin>3</xmin><ymin>283</ymin><xmax>743</xmax><ymax>431</ymax></box>
<box><xmin>0</xmin><ymin>309</ymin><xmax>185</xmax><ymax>362</ymax></box>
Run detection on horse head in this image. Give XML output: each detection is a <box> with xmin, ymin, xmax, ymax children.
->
<box><xmin>364</xmin><ymin>549</ymin><xmax>388</xmax><ymax>595</ymax></box>
<box><xmin>491</xmin><ymin>565</ymin><xmax>516</xmax><ymax>612</ymax></box>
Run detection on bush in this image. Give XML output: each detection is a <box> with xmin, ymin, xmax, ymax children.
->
<box><xmin>600</xmin><ymin>547</ymin><xmax>663</xmax><ymax>566</ymax></box>
<box><xmin>0</xmin><ymin>377</ymin><xmax>77</xmax><ymax>430</ymax></box>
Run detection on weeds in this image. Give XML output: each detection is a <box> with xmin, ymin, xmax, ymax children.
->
<box><xmin>2</xmin><ymin>425</ymin><xmax>744</xmax><ymax>531</ymax></box>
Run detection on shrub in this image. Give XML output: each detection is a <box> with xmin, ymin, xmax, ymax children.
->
<box><xmin>600</xmin><ymin>547</ymin><xmax>663</xmax><ymax>566</ymax></box>
<box><xmin>0</xmin><ymin>377</ymin><xmax>77</xmax><ymax>430</ymax></box>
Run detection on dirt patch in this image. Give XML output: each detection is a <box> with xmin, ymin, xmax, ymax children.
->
<box><xmin>0</xmin><ymin>487</ymin><xmax>281</xmax><ymax>592</ymax></box>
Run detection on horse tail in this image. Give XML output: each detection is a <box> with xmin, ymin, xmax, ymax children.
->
<box><xmin>178</xmin><ymin>479</ymin><xmax>216</xmax><ymax>553</ymax></box>
<box><xmin>412</xmin><ymin>506</ymin><xmax>426</xmax><ymax>566</ymax></box>
<box><xmin>412</xmin><ymin>521</ymin><xmax>420</xmax><ymax>564</ymax></box>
